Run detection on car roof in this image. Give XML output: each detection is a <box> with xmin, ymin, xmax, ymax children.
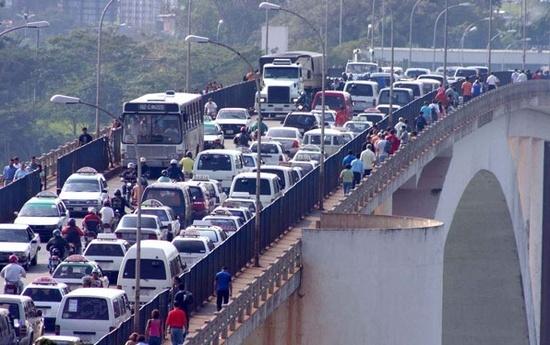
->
<box><xmin>88</xmin><ymin>238</ymin><xmax>128</xmax><ymax>246</ymax></box>
<box><xmin>218</xmin><ymin>107</ymin><xmax>247</xmax><ymax>112</ymax></box>
<box><xmin>203</xmin><ymin>215</ymin><xmax>241</xmax><ymax>222</ymax></box>
<box><xmin>304</xmin><ymin>128</ymin><xmax>344</xmax><ymax>135</ymax></box>
<box><xmin>146</xmin><ymin>182</ymin><xmax>188</xmax><ymax>190</ymax></box>
<box><xmin>26</xmin><ymin>196</ymin><xmax>58</xmax><ymax>204</ymax></box>
<box><xmin>141</xmin><ymin>206</ymin><xmax>171</xmax><ymax>212</ymax></box>
<box><xmin>287</xmin><ymin>112</ymin><xmax>314</xmax><ymax>116</ymax></box>
<box><xmin>267</xmin><ymin>126</ymin><xmax>299</xmax><ymax>132</ymax></box>
<box><xmin>65</xmin><ymin>287</ymin><xmax>125</xmax><ymax>298</ymax></box>
<box><xmin>235</xmin><ymin>172</ymin><xmax>279</xmax><ymax>180</ymax></box>
<box><xmin>258</xmin><ymin>165</ymin><xmax>293</xmax><ymax>171</ymax></box>
<box><xmin>0</xmin><ymin>295</ymin><xmax>32</xmax><ymax>303</ymax></box>
<box><xmin>198</xmin><ymin>149</ymin><xmax>242</xmax><ymax>155</ymax></box>
<box><xmin>121</xmin><ymin>214</ymin><xmax>158</xmax><ymax>220</ymax></box>
<box><xmin>127</xmin><ymin>240</ymin><xmax>178</xmax><ymax>255</ymax></box>
<box><xmin>0</xmin><ymin>223</ymin><xmax>29</xmax><ymax>230</ymax></box>
<box><xmin>25</xmin><ymin>281</ymin><xmax>68</xmax><ymax>289</ymax></box>
<box><xmin>36</xmin><ymin>336</ymin><xmax>82</xmax><ymax>341</ymax></box>
<box><xmin>344</xmin><ymin>80</ymin><xmax>378</xmax><ymax>85</ymax></box>
<box><xmin>173</xmin><ymin>236</ymin><xmax>210</xmax><ymax>243</ymax></box>
<box><xmin>67</xmin><ymin>173</ymin><xmax>103</xmax><ymax>180</ymax></box>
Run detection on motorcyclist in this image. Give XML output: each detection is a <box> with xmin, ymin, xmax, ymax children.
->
<box><xmin>121</xmin><ymin>162</ymin><xmax>137</xmax><ymax>198</ymax></box>
<box><xmin>46</xmin><ymin>229</ymin><xmax>69</xmax><ymax>259</ymax></box>
<box><xmin>157</xmin><ymin>170</ymin><xmax>171</xmax><ymax>183</ymax></box>
<box><xmin>140</xmin><ymin>157</ymin><xmax>150</xmax><ymax>179</ymax></box>
<box><xmin>166</xmin><ymin>159</ymin><xmax>185</xmax><ymax>182</ymax></box>
<box><xmin>249</xmin><ymin>121</ymin><xmax>268</xmax><ymax>140</ymax></box>
<box><xmin>0</xmin><ymin>255</ymin><xmax>26</xmax><ymax>293</ymax></box>
<box><xmin>90</xmin><ymin>268</ymin><xmax>104</xmax><ymax>288</ymax></box>
<box><xmin>234</xmin><ymin>127</ymin><xmax>251</xmax><ymax>148</ymax></box>
<box><xmin>99</xmin><ymin>200</ymin><xmax>115</xmax><ymax>232</ymax></box>
<box><xmin>62</xmin><ymin>218</ymin><xmax>85</xmax><ymax>254</ymax></box>
<box><xmin>131</xmin><ymin>177</ymin><xmax>148</xmax><ymax>206</ymax></box>
<box><xmin>111</xmin><ymin>189</ymin><xmax>132</xmax><ymax>216</ymax></box>
<box><xmin>82</xmin><ymin>207</ymin><xmax>102</xmax><ymax>235</ymax></box>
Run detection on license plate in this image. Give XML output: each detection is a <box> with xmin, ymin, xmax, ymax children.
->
<box><xmin>226</xmin><ymin>130</ymin><xmax>234</xmax><ymax>134</ymax></box>
<box><xmin>274</xmin><ymin>107</ymin><xmax>283</xmax><ymax>111</ymax></box>
<box><xmin>261</xmin><ymin>155</ymin><xmax>272</xmax><ymax>158</ymax></box>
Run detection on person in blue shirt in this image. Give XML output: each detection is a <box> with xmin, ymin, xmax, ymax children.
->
<box><xmin>14</xmin><ymin>162</ymin><xmax>28</xmax><ymax>181</ymax></box>
<box><xmin>2</xmin><ymin>158</ymin><xmax>17</xmax><ymax>186</ymax></box>
<box><xmin>342</xmin><ymin>150</ymin><xmax>355</xmax><ymax>167</ymax></box>
<box><xmin>415</xmin><ymin>112</ymin><xmax>427</xmax><ymax>132</ymax></box>
<box><xmin>350</xmin><ymin>154</ymin><xmax>364</xmax><ymax>189</ymax></box>
<box><xmin>214</xmin><ymin>267</ymin><xmax>232</xmax><ymax>311</ymax></box>
<box><xmin>420</xmin><ymin>101</ymin><xmax>432</xmax><ymax>125</ymax></box>
<box><xmin>472</xmin><ymin>79</ymin><xmax>482</xmax><ymax>97</ymax></box>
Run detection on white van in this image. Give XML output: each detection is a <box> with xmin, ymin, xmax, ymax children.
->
<box><xmin>343</xmin><ymin>81</ymin><xmax>379</xmax><ymax>112</ymax></box>
<box><xmin>229</xmin><ymin>172</ymin><xmax>282</xmax><ymax>206</ymax></box>
<box><xmin>418</xmin><ymin>78</ymin><xmax>440</xmax><ymax>94</ymax></box>
<box><xmin>171</xmin><ymin>232</ymin><xmax>215</xmax><ymax>269</ymax></box>
<box><xmin>253</xmin><ymin>165</ymin><xmax>298</xmax><ymax>193</ymax></box>
<box><xmin>55</xmin><ymin>288</ymin><xmax>130</xmax><ymax>344</ymax></box>
<box><xmin>193</xmin><ymin>149</ymin><xmax>246</xmax><ymax>192</ymax></box>
<box><xmin>117</xmin><ymin>240</ymin><xmax>183</xmax><ymax>305</ymax></box>
<box><xmin>302</xmin><ymin>128</ymin><xmax>349</xmax><ymax>156</ymax></box>
<box><xmin>393</xmin><ymin>80</ymin><xmax>426</xmax><ymax>99</ymax></box>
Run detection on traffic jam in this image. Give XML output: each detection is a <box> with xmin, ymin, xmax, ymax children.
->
<box><xmin>0</xmin><ymin>49</ymin><xmax>460</xmax><ymax>345</ymax></box>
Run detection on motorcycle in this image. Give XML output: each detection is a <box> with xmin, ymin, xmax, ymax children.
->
<box><xmin>3</xmin><ymin>281</ymin><xmax>20</xmax><ymax>295</ymax></box>
<box><xmin>48</xmin><ymin>249</ymin><xmax>62</xmax><ymax>274</ymax></box>
<box><xmin>121</xmin><ymin>178</ymin><xmax>135</xmax><ymax>204</ymax></box>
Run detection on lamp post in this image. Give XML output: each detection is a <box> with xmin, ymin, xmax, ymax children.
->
<box><xmin>460</xmin><ymin>26</ymin><xmax>477</xmax><ymax>65</ymax></box>
<box><xmin>185</xmin><ymin>0</ymin><xmax>192</xmax><ymax>92</ymax></box>
<box><xmin>370</xmin><ymin>0</ymin><xmax>376</xmax><ymax>62</ymax></box>
<box><xmin>488</xmin><ymin>0</ymin><xmax>493</xmax><ymax>73</ymax></box>
<box><xmin>388</xmin><ymin>12</ymin><xmax>394</xmax><ymax>126</ymax></box>
<box><xmin>521</xmin><ymin>0</ymin><xmax>526</xmax><ymax>71</ymax></box>
<box><xmin>185</xmin><ymin>34</ymin><xmax>264</xmax><ymax>267</ymax></box>
<box><xmin>50</xmin><ymin>94</ymin><xmax>118</xmax><ymax>120</ymax></box>
<box><xmin>432</xmin><ymin>2</ymin><xmax>471</xmax><ymax>71</ymax></box>
<box><xmin>259</xmin><ymin>1</ymin><xmax>327</xmax><ymax>211</ymax></box>
<box><xmin>264</xmin><ymin>9</ymin><xmax>269</xmax><ymax>54</ymax></box>
<box><xmin>408</xmin><ymin>0</ymin><xmax>423</xmax><ymax>69</ymax></box>
<box><xmin>443</xmin><ymin>0</ymin><xmax>449</xmax><ymax>88</ymax></box>
<box><xmin>216</xmin><ymin>19</ymin><xmax>224</xmax><ymax>41</ymax></box>
<box><xmin>338</xmin><ymin>0</ymin><xmax>343</xmax><ymax>45</ymax></box>
<box><xmin>96</xmin><ymin>0</ymin><xmax>117</xmax><ymax>139</ymax></box>
<box><xmin>0</xmin><ymin>21</ymin><xmax>49</xmax><ymax>38</ymax></box>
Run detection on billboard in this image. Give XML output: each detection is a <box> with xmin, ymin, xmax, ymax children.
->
<box><xmin>261</xmin><ymin>25</ymin><xmax>288</xmax><ymax>54</ymax></box>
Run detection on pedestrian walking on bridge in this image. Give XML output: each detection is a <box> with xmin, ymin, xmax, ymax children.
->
<box><xmin>214</xmin><ymin>267</ymin><xmax>232</xmax><ymax>312</ymax></box>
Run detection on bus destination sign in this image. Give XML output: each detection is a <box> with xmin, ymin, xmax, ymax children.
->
<box><xmin>124</xmin><ymin>102</ymin><xmax>179</xmax><ymax>113</ymax></box>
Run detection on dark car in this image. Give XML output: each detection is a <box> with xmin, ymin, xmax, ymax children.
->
<box><xmin>282</xmin><ymin>112</ymin><xmax>321</xmax><ymax>135</ymax></box>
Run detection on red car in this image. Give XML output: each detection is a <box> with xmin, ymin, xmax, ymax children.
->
<box><xmin>311</xmin><ymin>91</ymin><xmax>353</xmax><ymax>126</ymax></box>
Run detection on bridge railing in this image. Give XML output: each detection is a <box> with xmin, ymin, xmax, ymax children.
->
<box><xmin>0</xmin><ymin>170</ymin><xmax>41</xmax><ymax>222</ymax></box>
<box><xmin>331</xmin><ymin>80</ymin><xmax>550</xmax><ymax>214</ymax></box>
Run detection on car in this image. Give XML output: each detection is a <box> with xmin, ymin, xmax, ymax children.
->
<box><xmin>393</xmin><ymin>80</ymin><xmax>426</xmax><ymax>99</ymax></box>
<box><xmin>342</xmin><ymin>120</ymin><xmax>373</xmax><ymax>136</ymax></box>
<box><xmin>242</xmin><ymin>152</ymin><xmax>260</xmax><ymax>169</ymax></box>
<box><xmin>377</xmin><ymin>87</ymin><xmax>414</xmax><ymax>108</ymax></box>
<box><xmin>0</xmin><ymin>224</ymin><xmax>40</xmax><ymax>270</ymax></box>
<box><xmin>265</xmin><ymin>127</ymin><xmax>302</xmax><ymax>158</ymax></box>
<box><xmin>229</xmin><ymin>172</ymin><xmax>283</xmax><ymax>206</ymax></box>
<box><xmin>417</xmin><ymin>74</ymin><xmax>447</xmax><ymax>85</ymax></box>
<box><xmin>287</xmin><ymin>160</ymin><xmax>317</xmax><ymax>174</ymax></box>
<box><xmin>404</xmin><ymin>68</ymin><xmax>430</xmax><ymax>79</ymax></box>
<box><xmin>293</xmin><ymin>149</ymin><xmax>324</xmax><ymax>164</ymax></box>
<box><xmin>214</xmin><ymin>107</ymin><xmax>252</xmax><ymax>137</ymax></box>
<box><xmin>22</xmin><ymin>277</ymin><xmax>70</xmax><ymax>332</ymax></box>
<box><xmin>343</xmin><ymin>81</ymin><xmax>379</xmax><ymax>112</ymax></box>
<box><xmin>311</xmin><ymin>109</ymin><xmax>337</xmax><ymax>128</ymax></box>
<box><xmin>181</xmin><ymin>221</ymin><xmax>228</xmax><ymax>246</ymax></box>
<box><xmin>82</xmin><ymin>234</ymin><xmax>130</xmax><ymax>285</ymax></box>
<box><xmin>0</xmin><ymin>307</ymin><xmax>17</xmax><ymax>345</ymax></box>
<box><xmin>381</xmin><ymin>66</ymin><xmax>403</xmax><ymax>76</ymax></box>
<box><xmin>0</xmin><ymin>294</ymin><xmax>44</xmax><ymax>345</ymax></box>
<box><xmin>171</xmin><ymin>232</ymin><xmax>215</xmax><ymax>269</ymax></box>
<box><xmin>202</xmin><ymin>215</ymin><xmax>242</xmax><ymax>234</ymax></box>
<box><xmin>253</xmin><ymin>165</ymin><xmax>299</xmax><ymax>193</ymax></box>
<box><xmin>142</xmin><ymin>182</ymin><xmax>194</xmax><ymax>227</ymax></box>
<box><xmin>34</xmin><ymin>336</ymin><xmax>83</xmax><ymax>345</ymax></box>
<box><xmin>354</xmin><ymin>111</ymin><xmax>388</xmax><ymax>125</ymax></box>
<box><xmin>448</xmin><ymin>67</ymin><xmax>478</xmax><ymax>82</ymax></box>
<box><xmin>249</xmin><ymin>141</ymin><xmax>287</xmax><ymax>165</ymax></box>
<box><xmin>211</xmin><ymin>206</ymin><xmax>252</xmax><ymax>224</ymax></box>
<box><xmin>376</xmin><ymin>104</ymin><xmax>401</xmax><ymax>115</ymax></box>
<box><xmin>114</xmin><ymin>214</ymin><xmax>165</xmax><ymax>244</ymax></box>
<box><xmin>311</xmin><ymin>91</ymin><xmax>353</xmax><ymax>126</ymax></box>
<box><xmin>14</xmin><ymin>191</ymin><xmax>69</xmax><ymax>242</ymax></box>
<box><xmin>192</xmin><ymin>176</ymin><xmax>227</xmax><ymax>207</ymax></box>
<box><xmin>435</xmin><ymin>65</ymin><xmax>460</xmax><ymax>77</ymax></box>
<box><xmin>51</xmin><ymin>255</ymin><xmax>109</xmax><ymax>290</ymax></box>
<box><xmin>368</xmin><ymin>72</ymin><xmax>400</xmax><ymax>89</ymax></box>
<box><xmin>203</xmin><ymin>121</ymin><xmax>224</xmax><ymax>149</ymax></box>
<box><xmin>59</xmin><ymin>167</ymin><xmax>108</xmax><ymax>216</ymax></box>
<box><xmin>138</xmin><ymin>202</ymin><xmax>181</xmax><ymax>240</ymax></box>
<box><xmin>221</xmin><ymin>198</ymin><xmax>262</xmax><ymax>214</ymax></box>
<box><xmin>302</xmin><ymin>128</ymin><xmax>350</xmax><ymax>156</ymax></box>
<box><xmin>193</xmin><ymin>150</ymin><xmax>248</xmax><ymax>193</ymax></box>
<box><xmin>282</xmin><ymin>111</ymin><xmax>322</xmax><ymax>135</ymax></box>
<box><xmin>184</xmin><ymin>181</ymin><xmax>215</xmax><ymax>220</ymax></box>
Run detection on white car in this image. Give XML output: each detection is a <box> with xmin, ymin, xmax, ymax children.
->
<box><xmin>82</xmin><ymin>234</ymin><xmax>130</xmax><ymax>285</ymax></box>
<box><xmin>0</xmin><ymin>295</ymin><xmax>44</xmax><ymax>345</ymax></box>
<box><xmin>59</xmin><ymin>167</ymin><xmax>108</xmax><ymax>216</ymax></box>
<box><xmin>0</xmin><ymin>224</ymin><xmax>40</xmax><ymax>270</ymax></box>
<box><xmin>229</xmin><ymin>172</ymin><xmax>283</xmax><ymax>206</ymax></box>
<box><xmin>214</xmin><ymin>107</ymin><xmax>252</xmax><ymax>137</ymax></box>
<box><xmin>211</xmin><ymin>206</ymin><xmax>252</xmax><ymax>224</ymax></box>
<box><xmin>342</xmin><ymin>121</ymin><xmax>373</xmax><ymax>136</ymax></box>
<box><xmin>114</xmin><ymin>214</ymin><xmax>165</xmax><ymax>244</ymax></box>
<box><xmin>21</xmin><ymin>277</ymin><xmax>69</xmax><ymax>332</ymax></box>
<box><xmin>311</xmin><ymin>109</ymin><xmax>337</xmax><ymax>128</ymax></box>
<box><xmin>242</xmin><ymin>153</ymin><xmax>260</xmax><ymax>169</ymax></box>
<box><xmin>181</xmin><ymin>221</ymin><xmax>228</xmax><ymax>247</ymax></box>
<box><xmin>222</xmin><ymin>198</ymin><xmax>261</xmax><ymax>214</ymax></box>
<box><xmin>192</xmin><ymin>176</ymin><xmax>227</xmax><ymax>207</ymax></box>
<box><xmin>203</xmin><ymin>121</ymin><xmax>224</xmax><ymax>149</ymax></box>
<box><xmin>265</xmin><ymin>127</ymin><xmax>302</xmax><ymax>158</ymax></box>
<box><xmin>138</xmin><ymin>205</ymin><xmax>181</xmax><ymax>240</ymax></box>
<box><xmin>249</xmin><ymin>141</ymin><xmax>287</xmax><ymax>165</ymax></box>
<box><xmin>51</xmin><ymin>255</ymin><xmax>109</xmax><ymax>290</ymax></box>
<box><xmin>172</xmin><ymin>233</ymin><xmax>215</xmax><ymax>269</ymax></box>
<box><xmin>354</xmin><ymin>112</ymin><xmax>388</xmax><ymax>125</ymax></box>
<box><xmin>202</xmin><ymin>215</ymin><xmax>242</xmax><ymax>234</ymax></box>
<box><xmin>14</xmin><ymin>191</ymin><xmax>69</xmax><ymax>242</ymax></box>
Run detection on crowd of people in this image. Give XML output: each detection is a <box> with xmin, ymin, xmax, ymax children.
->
<box><xmin>203</xmin><ymin>81</ymin><xmax>224</xmax><ymax>94</ymax></box>
<box><xmin>1</xmin><ymin>155</ymin><xmax>43</xmax><ymax>186</ymax></box>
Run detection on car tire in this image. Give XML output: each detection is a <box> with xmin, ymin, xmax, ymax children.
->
<box><xmin>31</xmin><ymin>253</ymin><xmax>38</xmax><ymax>266</ymax></box>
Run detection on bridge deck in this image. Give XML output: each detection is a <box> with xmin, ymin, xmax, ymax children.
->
<box><xmin>178</xmin><ymin>187</ymin><xmax>347</xmax><ymax>344</ymax></box>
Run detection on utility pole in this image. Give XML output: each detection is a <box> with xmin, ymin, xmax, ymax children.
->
<box><xmin>488</xmin><ymin>0</ymin><xmax>493</xmax><ymax>74</ymax></box>
<box><xmin>338</xmin><ymin>0</ymin><xmax>343</xmax><ymax>45</ymax></box>
<box><xmin>443</xmin><ymin>0</ymin><xmax>448</xmax><ymax>88</ymax></box>
<box><xmin>265</xmin><ymin>10</ymin><xmax>269</xmax><ymax>54</ymax></box>
<box><xmin>185</xmin><ymin>0</ymin><xmax>192</xmax><ymax>91</ymax></box>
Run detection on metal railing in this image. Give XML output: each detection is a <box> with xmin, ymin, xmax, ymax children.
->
<box><xmin>331</xmin><ymin>80</ymin><xmax>550</xmax><ymax>214</ymax></box>
<box><xmin>0</xmin><ymin>170</ymin><xmax>41</xmax><ymax>222</ymax></box>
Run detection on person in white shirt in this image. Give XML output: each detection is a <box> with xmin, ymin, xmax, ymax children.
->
<box><xmin>517</xmin><ymin>71</ymin><xmax>528</xmax><ymax>83</ymax></box>
<box><xmin>486</xmin><ymin>73</ymin><xmax>500</xmax><ymax>90</ymax></box>
<box><xmin>204</xmin><ymin>98</ymin><xmax>218</xmax><ymax>119</ymax></box>
<box><xmin>99</xmin><ymin>200</ymin><xmax>115</xmax><ymax>231</ymax></box>
<box><xmin>394</xmin><ymin>117</ymin><xmax>406</xmax><ymax>138</ymax></box>
<box><xmin>0</xmin><ymin>255</ymin><xmax>26</xmax><ymax>293</ymax></box>
<box><xmin>360</xmin><ymin>144</ymin><xmax>376</xmax><ymax>176</ymax></box>
<box><xmin>511</xmin><ymin>69</ymin><xmax>519</xmax><ymax>83</ymax></box>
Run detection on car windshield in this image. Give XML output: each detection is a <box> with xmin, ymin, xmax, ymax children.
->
<box><xmin>0</xmin><ymin>229</ymin><xmax>29</xmax><ymax>242</ymax></box>
<box><xmin>84</xmin><ymin>243</ymin><xmax>124</xmax><ymax>256</ymax></box>
<box><xmin>357</xmin><ymin>114</ymin><xmax>384</xmax><ymax>123</ymax></box>
<box><xmin>456</xmin><ymin>69</ymin><xmax>477</xmax><ymax>77</ymax></box>
<box><xmin>204</xmin><ymin>123</ymin><xmax>219</xmax><ymax>135</ymax></box>
<box><xmin>260</xmin><ymin>169</ymin><xmax>286</xmax><ymax>189</ymax></box>
<box><xmin>217</xmin><ymin>110</ymin><xmax>247</xmax><ymax>120</ymax></box>
<box><xmin>295</xmin><ymin>152</ymin><xmax>321</xmax><ymax>163</ymax></box>
<box><xmin>406</xmin><ymin>70</ymin><xmax>428</xmax><ymax>78</ymax></box>
<box><xmin>197</xmin><ymin>153</ymin><xmax>232</xmax><ymax>171</ymax></box>
<box><xmin>233</xmin><ymin>178</ymin><xmax>273</xmax><ymax>195</ymax></box>
<box><xmin>174</xmin><ymin>239</ymin><xmax>207</xmax><ymax>254</ymax></box>
<box><xmin>23</xmin><ymin>288</ymin><xmax>63</xmax><ymax>302</ymax></box>
<box><xmin>141</xmin><ymin>209</ymin><xmax>169</xmax><ymax>222</ymax></box>
<box><xmin>378</xmin><ymin>90</ymin><xmax>411</xmax><ymax>106</ymax></box>
<box><xmin>122</xmin><ymin>259</ymin><xmax>166</xmax><ymax>280</ymax></box>
<box><xmin>19</xmin><ymin>202</ymin><xmax>60</xmax><ymax>217</ymax></box>
<box><xmin>395</xmin><ymin>84</ymin><xmax>420</xmax><ymax>97</ymax></box>
<box><xmin>285</xmin><ymin>115</ymin><xmax>315</xmax><ymax>127</ymax></box>
<box><xmin>324</xmin><ymin>96</ymin><xmax>344</xmax><ymax>110</ymax></box>
<box><xmin>345</xmin><ymin>63</ymin><xmax>377</xmax><ymax>74</ymax></box>
<box><xmin>345</xmin><ymin>83</ymin><xmax>374</xmax><ymax>96</ymax></box>
<box><xmin>0</xmin><ymin>302</ymin><xmax>19</xmax><ymax>319</ymax></box>
<box><xmin>204</xmin><ymin>218</ymin><xmax>238</xmax><ymax>232</ymax></box>
<box><xmin>188</xmin><ymin>186</ymin><xmax>205</xmax><ymax>201</ymax></box>
<box><xmin>120</xmin><ymin>216</ymin><xmax>157</xmax><ymax>229</ymax></box>
<box><xmin>62</xmin><ymin>179</ymin><xmax>100</xmax><ymax>193</ymax></box>
<box><xmin>264</xmin><ymin>67</ymin><xmax>299</xmax><ymax>79</ymax></box>
<box><xmin>143</xmin><ymin>188</ymin><xmax>183</xmax><ymax>209</ymax></box>
<box><xmin>62</xmin><ymin>297</ymin><xmax>109</xmax><ymax>320</ymax></box>
<box><xmin>53</xmin><ymin>263</ymin><xmax>93</xmax><ymax>279</ymax></box>
<box><xmin>306</xmin><ymin>135</ymin><xmax>332</xmax><ymax>145</ymax></box>
<box><xmin>344</xmin><ymin>122</ymin><xmax>371</xmax><ymax>132</ymax></box>
<box><xmin>223</xmin><ymin>200</ymin><xmax>255</xmax><ymax>212</ymax></box>
<box><xmin>267</xmin><ymin>129</ymin><xmax>297</xmax><ymax>138</ymax></box>
<box><xmin>250</xmin><ymin>143</ymin><xmax>280</xmax><ymax>154</ymax></box>
<box><xmin>122</xmin><ymin>113</ymin><xmax>182</xmax><ymax>144</ymax></box>
<box><xmin>242</xmin><ymin>155</ymin><xmax>255</xmax><ymax>167</ymax></box>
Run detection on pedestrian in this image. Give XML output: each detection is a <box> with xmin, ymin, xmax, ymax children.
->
<box><xmin>400</xmin><ymin>125</ymin><xmax>410</xmax><ymax>146</ymax></box>
<box><xmin>173</xmin><ymin>282</ymin><xmax>193</xmax><ymax>330</ymax></box>
<box><xmin>14</xmin><ymin>162</ymin><xmax>28</xmax><ymax>180</ymax></box>
<box><xmin>394</xmin><ymin>117</ymin><xmax>406</xmax><ymax>137</ymax></box>
<box><xmin>145</xmin><ymin>309</ymin><xmax>163</xmax><ymax>345</ymax></box>
<box><xmin>420</xmin><ymin>101</ymin><xmax>432</xmax><ymax>125</ymax></box>
<box><xmin>179</xmin><ymin>152</ymin><xmax>194</xmax><ymax>179</ymax></box>
<box><xmin>472</xmin><ymin>79</ymin><xmax>482</xmax><ymax>97</ymax></box>
<box><xmin>214</xmin><ymin>266</ymin><xmax>232</xmax><ymax>312</ymax></box>
<box><xmin>517</xmin><ymin>70</ymin><xmax>528</xmax><ymax>82</ymax></box>
<box><xmin>79</xmin><ymin>127</ymin><xmax>93</xmax><ymax>146</ymax></box>
<box><xmin>125</xmin><ymin>332</ymin><xmax>139</xmax><ymax>345</ymax></box>
<box><xmin>340</xmin><ymin>164</ymin><xmax>353</xmax><ymax>195</ymax></box>
<box><xmin>360</xmin><ymin>144</ymin><xmax>376</xmax><ymax>177</ymax></box>
<box><xmin>342</xmin><ymin>150</ymin><xmax>355</xmax><ymax>167</ymax></box>
<box><xmin>429</xmin><ymin>99</ymin><xmax>440</xmax><ymax>123</ymax></box>
<box><xmin>386</xmin><ymin>129</ymin><xmax>400</xmax><ymax>154</ymax></box>
<box><xmin>2</xmin><ymin>158</ymin><xmax>17</xmax><ymax>185</ymax></box>
<box><xmin>511</xmin><ymin>69</ymin><xmax>519</xmax><ymax>83</ymax></box>
<box><xmin>136</xmin><ymin>335</ymin><xmax>148</xmax><ymax>345</ymax></box>
<box><xmin>376</xmin><ymin>134</ymin><xmax>390</xmax><ymax>163</ymax></box>
<box><xmin>12</xmin><ymin>156</ymin><xmax>20</xmax><ymax>169</ymax></box>
<box><xmin>204</xmin><ymin>98</ymin><xmax>218</xmax><ymax>119</ymax></box>
<box><xmin>350</xmin><ymin>154</ymin><xmax>363</xmax><ymax>189</ymax></box>
<box><xmin>415</xmin><ymin>112</ymin><xmax>427</xmax><ymax>133</ymax></box>
<box><xmin>29</xmin><ymin>156</ymin><xmax>42</xmax><ymax>173</ymax></box>
<box><xmin>165</xmin><ymin>302</ymin><xmax>187</xmax><ymax>345</ymax></box>
<box><xmin>461</xmin><ymin>77</ymin><xmax>473</xmax><ymax>103</ymax></box>
<box><xmin>486</xmin><ymin>72</ymin><xmax>500</xmax><ymax>90</ymax></box>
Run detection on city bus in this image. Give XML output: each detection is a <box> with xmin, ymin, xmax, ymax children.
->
<box><xmin>121</xmin><ymin>90</ymin><xmax>203</xmax><ymax>170</ymax></box>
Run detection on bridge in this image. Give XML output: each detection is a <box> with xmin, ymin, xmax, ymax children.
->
<box><xmin>3</xmin><ymin>78</ymin><xmax>550</xmax><ymax>345</ymax></box>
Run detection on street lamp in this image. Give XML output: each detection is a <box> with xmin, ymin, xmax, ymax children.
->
<box><xmin>408</xmin><ymin>0</ymin><xmax>423</xmax><ymax>68</ymax></box>
<box><xmin>0</xmin><ymin>21</ymin><xmax>49</xmax><ymax>38</ymax></box>
<box><xmin>185</xmin><ymin>34</ymin><xmax>264</xmax><ymax>267</ymax></box>
<box><xmin>488</xmin><ymin>28</ymin><xmax>517</xmax><ymax>69</ymax></box>
<box><xmin>259</xmin><ymin>1</ymin><xmax>327</xmax><ymax>211</ymax></box>
<box><xmin>216</xmin><ymin>19</ymin><xmax>224</xmax><ymax>41</ymax></box>
<box><xmin>339</xmin><ymin>0</ymin><xmax>343</xmax><ymax>45</ymax></box>
<box><xmin>96</xmin><ymin>0</ymin><xmax>118</xmax><ymax>140</ymax></box>
<box><xmin>50</xmin><ymin>94</ymin><xmax>118</xmax><ymax>120</ymax></box>
<box><xmin>370</xmin><ymin>0</ymin><xmax>376</xmax><ymax>62</ymax></box>
<box><xmin>432</xmin><ymin>2</ymin><xmax>472</xmax><ymax>71</ymax></box>
<box><xmin>460</xmin><ymin>26</ymin><xmax>477</xmax><ymax>65</ymax></box>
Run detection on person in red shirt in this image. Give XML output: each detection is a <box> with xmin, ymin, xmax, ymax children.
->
<box><xmin>461</xmin><ymin>78</ymin><xmax>473</xmax><ymax>103</ymax></box>
<box><xmin>82</xmin><ymin>207</ymin><xmax>102</xmax><ymax>233</ymax></box>
<box><xmin>435</xmin><ymin>85</ymin><xmax>448</xmax><ymax>108</ymax></box>
<box><xmin>165</xmin><ymin>303</ymin><xmax>187</xmax><ymax>345</ymax></box>
<box><xmin>386</xmin><ymin>129</ymin><xmax>401</xmax><ymax>154</ymax></box>
<box><xmin>62</xmin><ymin>218</ymin><xmax>85</xmax><ymax>254</ymax></box>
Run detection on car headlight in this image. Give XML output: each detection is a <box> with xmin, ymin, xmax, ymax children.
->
<box><xmin>259</xmin><ymin>97</ymin><xmax>267</xmax><ymax>103</ymax></box>
<box><xmin>291</xmin><ymin>98</ymin><xmax>299</xmax><ymax>103</ymax></box>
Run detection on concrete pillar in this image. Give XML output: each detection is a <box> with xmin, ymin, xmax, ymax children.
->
<box><xmin>373</xmin><ymin>194</ymin><xmax>393</xmax><ymax>215</ymax></box>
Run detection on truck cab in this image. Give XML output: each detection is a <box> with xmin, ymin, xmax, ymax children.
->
<box><xmin>259</xmin><ymin>59</ymin><xmax>304</xmax><ymax>118</ymax></box>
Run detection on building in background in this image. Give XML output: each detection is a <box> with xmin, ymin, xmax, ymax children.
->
<box><xmin>118</xmin><ymin>0</ymin><xmax>162</xmax><ymax>32</ymax></box>
<box><xmin>60</xmin><ymin>0</ymin><xmax>117</xmax><ymax>26</ymax></box>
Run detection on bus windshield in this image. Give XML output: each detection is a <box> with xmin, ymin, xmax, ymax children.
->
<box><xmin>122</xmin><ymin>113</ymin><xmax>182</xmax><ymax>144</ymax></box>
<box><xmin>346</xmin><ymin>63</ymin><xmax>377</xmax><ymax>74</ymax></box>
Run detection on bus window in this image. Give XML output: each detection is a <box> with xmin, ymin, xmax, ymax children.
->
<box><xmin>123</xmin><ymin>114</ymin><xmax>182</xmax><ymax>144</ymax></box>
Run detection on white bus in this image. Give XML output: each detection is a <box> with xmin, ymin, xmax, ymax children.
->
<box><xmin>121</xmin><ymin>90</ymin><xmax>203</xmax><ymax>169</ymax></box>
